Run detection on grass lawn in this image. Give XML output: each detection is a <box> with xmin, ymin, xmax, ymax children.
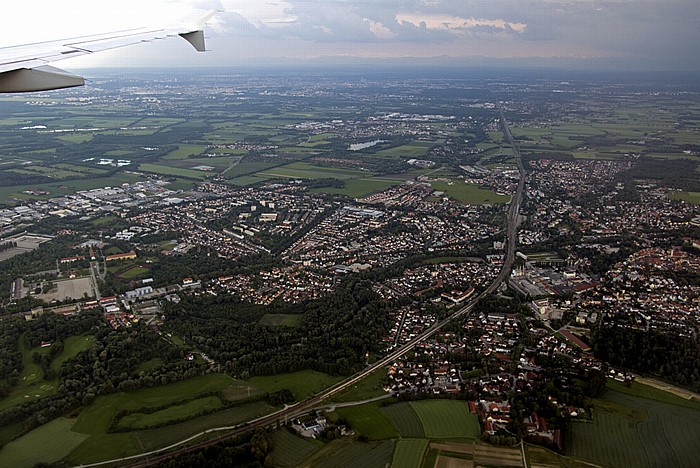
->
<box><xmin>410</xmin><ymin>400</ymin><xmax>480</xmax><ymax>438</ymax></box>
<box><xmin>605</xmin><ymin>379</ymin><xmax>700</xmax><ymax>410</ymax></box>
<box><xmin>258</xmin><ymin>314</ymin><xmax>303</xmax><ymax>327</ymax></box>
<box><xmin>431</xmin><ymin>181</ymin><xmax>509</xmax><ymax>204</ymax></box>
<box><xmin>331</xmin><ymin>368</ymin><xmax>388</xmax><ymax>403</ymax></box>
<box><xmin>247</xmin><ymin>370</ymin><xmax>342</xmax><ymax>401</ymax></box>
<box><xmin>0</xmin><ymin>338</ymin><xmax>56</xmax><ymax>411</ymax></box>
<box><xmin>329</xmin><ymin>402</ymin><xmax>399</xmax><ymax>440</ymax></box>
<box><xmin>117</xmin><ymin>265</ymin><xmax>150</xmax><ymax>279</ymax></box>
<box><xmin>0</xmin><ymin>417</ymin><xmax>89</xmax><ymax>468</ymax></box>
<box><xmin>51</xmin><ymin>335</ymin><xmax>95</xmax><ymax>375</ymax></box>
<box><xmin>391</xmin><ymin>439</ymin><xmax>428</xmax><ymax>468</ymax></box>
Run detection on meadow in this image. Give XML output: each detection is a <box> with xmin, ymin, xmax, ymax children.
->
<box><xmin>258</xmin><ymin>314</ymin><xmax>303</xmax><ymax>327</ymax></box>
<box><xmin>248</xmin><ymin>370</ymin><xmax>343</xmax><ymax>401</ymax></box>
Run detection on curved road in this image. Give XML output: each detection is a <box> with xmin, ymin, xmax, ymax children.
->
<box><xmin>81</xmin><ymin>107</ymin><xmax>526</xmax><ymax>468</ymax></box>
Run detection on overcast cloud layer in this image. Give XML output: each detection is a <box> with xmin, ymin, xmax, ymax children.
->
<box><xmin>3</xmin><ymin>0</ymin><xmax>699</xmax><ymax>70</ymax></box>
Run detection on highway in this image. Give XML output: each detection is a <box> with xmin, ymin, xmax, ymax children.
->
<box><xmin>83</xmin><ymin>107</ymin><xmax>526</xmax><ymax>468</ymax></box>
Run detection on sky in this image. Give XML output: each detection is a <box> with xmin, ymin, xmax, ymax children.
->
<box><xmin>2</xmin><ymin>0</ymin><xmax>699</xmax><ymax>71</ymax></box>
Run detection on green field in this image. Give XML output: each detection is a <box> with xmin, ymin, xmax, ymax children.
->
<box><xmin>431</xmin><ymin>181</ymin><xmax>509</xmax><ymax>204</ymax></box>
<box><xmin>313</xmin><ymin>439</ymin><xmax>395</xmax><ymax>468</ymax></box>
<box><xmin>259</xmin><ymin>314</ymin><xmax>303</xmax><ymax>327</ymax></box>
<box><xmin>567</xmin><ymin>388</ymin><xmax>700</xmax><ymax>468</ymax></box>
<box><xmin>410</xmin><ymin>400</ymin><xmax>480</xmax><ymax>438</ymax></box>
<box><xmin>391</xmin><ymin>438</ymin><xmax>428</xmax><ymax>468</ymax></box>
<box><xmin>270</xmin><ymin>429</ymin><xmax>320</xmax><ymax>467</ymax></box>
<box><xmin>0</xmin><ymin>336</ymin><xmax>92</xmax><ymax>412</ymax></box>
<box><xmin>378</xmin><ymin>144</ymin><xmax>431</xmax><ymax>158</ymax></box>
<box><xmin>247</xmin><ymin>370</ymin><xmax>342</xmax><ymax>401</ymax></box>
<box><xmin>311</xmin><ymin>177</ymin><xmax>400</xmax><ymax>198</ymax></box>
<box><xmin>669</xmin><ymin>191</ymin><xmax>700</xmax><ymax>205</ymax></box>
<box><xmin>330</xmin><ymin>402</ymin><xmax>398</xmax><ymax>440</ymax></box>
<box><xmin>331</xmin><ymin>368</ymin><xmax>388</xmax><ymax>403</ymax></box>
<box><xmin>260</xmin><ymin>162</ymin><xmax>370</xmax><ymax>180</ymax></box>
<box><xmin>62</xmin><ymin>374</ymin><xmax>238</xmax><ymax>464</ymax></box>
<box><xmin>0</xmin><ymin>173</ymin><xmax>146</xmax><ymax>202</ymax></box>
<box><xmin>380</xmin><ymin>402</ymin><xmax>425</xmax><ymax>437</ymax></box>
<box><xmin>117</xmin><ymin>265</ymin><xmax>150</xmax><ymax>279</ymax></box>
<box><xmin>162</xmin><ymin>144</ymin><xmax>206</xmax><ymax>160</ymax></box>
<box><xmin>114</xmin><ymin>396</ymin><xmax>223</xmax><ymax>431</ymax></box>
<box><xmin>139</xmin><ymin>163</ymin><xmax>208</xmax><ymax>179</ymax></box>
<box><xmin>133</xmin><ymin>401</ymin><xmax>274</xmax><ymax>453</ymax></box>
<box><xmin>0</xmin><ymin>417</ymin><xmax>89</xmax><ymax>468</ymax></box>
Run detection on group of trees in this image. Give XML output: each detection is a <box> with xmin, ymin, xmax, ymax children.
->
<box><xmin>0</xmin><ymin>311</ymin><xmax>207</xmax><ymax>435</ymax></box>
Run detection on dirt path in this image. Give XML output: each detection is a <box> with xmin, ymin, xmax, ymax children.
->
<box><xmin>635</xmin><ymin>376</ymin><xmax>700</xmax><ymax>401</ymax></box>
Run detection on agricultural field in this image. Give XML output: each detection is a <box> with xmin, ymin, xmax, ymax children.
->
<box><xmin>391</xmin><ymin>438</ymin><xmax>428</xmax><ymax>468</ymax></box>
<box><xmin>311</xmin><ymin>439</ymin><xmax>395</xmax><ymax>468</ymax></box>
<box><xmin>259</xmin><ymin>314</ymin><xmax>303</xmax><ymax>327</ymax></box>
<box><xmin>380</xmin><ymin>402</ymin><xmax>425</xmax><ymax>437</ymax></box>
<box><xmin>270</xmin><ymin>429</ymin><xmax>320</xmax><ymax>468</ymax></box>
<box><xmin>430</xmin><ymin>180</ymin><xmax>510</xmax><ymax>204</ymax></box>
<box><xmin>329</xmin><ymin>402</ymin><xmax>399</xmax><ymax>440</ymax></box>
<box><xmin>567</xmin><ymin>388</ymin><xmax>700</xmax><ymax>468</ymax></box>
<box><xmin>410</xmin><ymin>400</ymin><xmax>480</xmax><ymax>438</ymax></box>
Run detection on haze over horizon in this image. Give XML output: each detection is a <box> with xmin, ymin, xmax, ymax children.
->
<box><xmin>2</xmin><ymin>1</ymin><xmax>699</xmax><ymax>72</ymax></box>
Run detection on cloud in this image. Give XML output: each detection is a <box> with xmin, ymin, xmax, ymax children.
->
<box><xmin>364</xmin><ymin>19</ymin><xmax>395</xmax><ymax>39</ymax></box>
<box><xmin>396</xmin><ymin>13</ymin><xmax>527</xmax><ymax>34</ymax></box>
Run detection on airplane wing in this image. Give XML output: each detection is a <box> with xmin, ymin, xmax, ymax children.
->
<box><xmin>0</xmin><ymin>10</ymin><xmax>216</xmax><ymax>93</ymax></box>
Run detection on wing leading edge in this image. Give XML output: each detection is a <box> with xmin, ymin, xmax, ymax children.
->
<box><xmin>0</xmin><ymin>10</ymin><xmax>215</xmax><ymax>93</ymax></box>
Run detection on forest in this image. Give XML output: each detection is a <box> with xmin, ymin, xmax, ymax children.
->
<box><xmin>593</xmin><ymin>325</ymin><xmax>700</xmax><ymax>392</ymax></box>
<box><xmin>164</xmin><ymin>278</ymin><xmax>392</xmax><ymax>378</ymax></box>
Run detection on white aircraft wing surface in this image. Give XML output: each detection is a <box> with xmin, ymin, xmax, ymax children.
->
<box><xmin>0</xmin><ymin>10</ymin><xmax>215</xmax><ymax>93</ymax></box>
